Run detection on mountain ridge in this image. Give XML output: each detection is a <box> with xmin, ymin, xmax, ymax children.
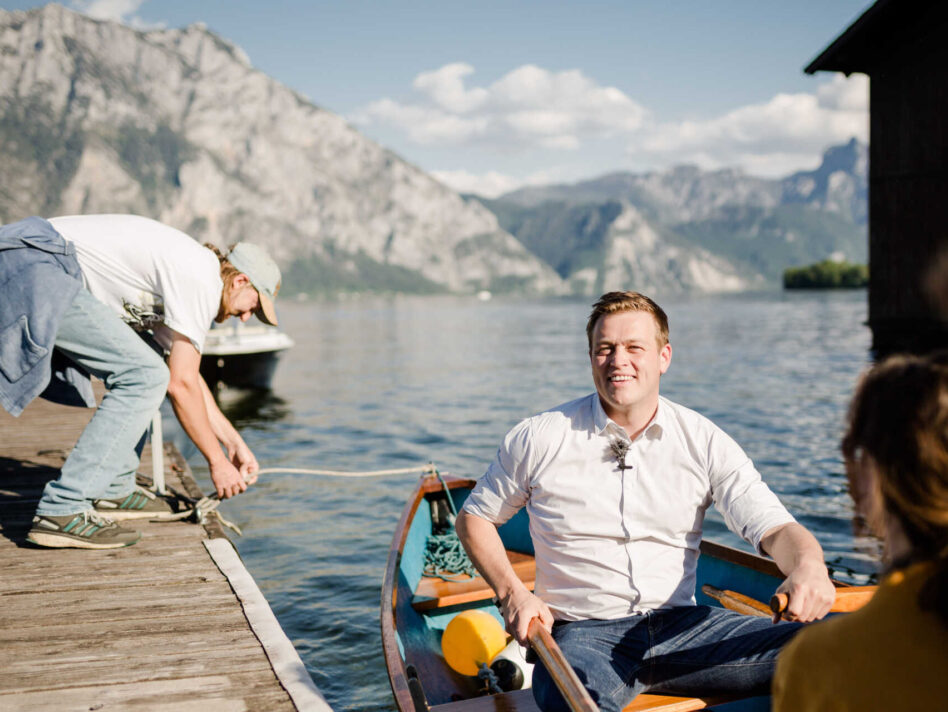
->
<box><xmin>0</xmin><ymin>3</ymin><xmax>562</xmax><ymax>295</ymax></box>
<box><xmin>0</xmin><ymin>4</ymin><xmax>867</xmax><ymax>297</ymax></box>
<box><xmin>475</xmin><ymin>139</ymin><xmax>867</xmax><ymax>293</ymax></box>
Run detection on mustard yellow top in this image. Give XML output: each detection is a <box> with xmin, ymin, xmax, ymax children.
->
<box><xmin>772</xmin><ymin>563</ymin><xmax>948</xmax><ymax>712</ymax></box>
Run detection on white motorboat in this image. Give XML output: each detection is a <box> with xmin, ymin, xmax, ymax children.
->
<box><xmin>199</xmin><ymin>321</ymin><xmax>295</xmax><ymax>390</ymax></box>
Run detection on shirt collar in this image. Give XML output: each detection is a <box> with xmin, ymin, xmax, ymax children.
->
<box><xmin>591</xmin><ymin>394</ymin><xmax>666</xmax><ymax>442</ymax></box>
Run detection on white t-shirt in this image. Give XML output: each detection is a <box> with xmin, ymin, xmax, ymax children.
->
<box><xmin>462</xmin><ymin>393</ymin><xmax>796</xmax><ymax>621</ymax></box>
<box><xmin>49</xmin><ymin>215</ymin><xmax>222</xmax><ymax>353</ymax></box>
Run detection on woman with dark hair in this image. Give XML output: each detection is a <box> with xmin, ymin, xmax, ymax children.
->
<box><xmin>773</xmin><ymin>353</ymin><xmax>948</xmax><ymax>710</ymax></box>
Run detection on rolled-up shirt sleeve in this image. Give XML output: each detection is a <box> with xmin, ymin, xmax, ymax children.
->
<box><xmin>462</xmin><ymin>418</ymin><xmax>533</xmax><ymax>525</ymax></box>
<box><xmin>707</xmin><ymin>428</ymin><xmax>796</xmax><ymax>554</ymax></box>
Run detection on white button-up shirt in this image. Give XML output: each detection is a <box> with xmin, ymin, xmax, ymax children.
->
<box><xmin>463</xmin><ymin>393</ymin><xmax>795</xmax><ymax>621</ymax></box>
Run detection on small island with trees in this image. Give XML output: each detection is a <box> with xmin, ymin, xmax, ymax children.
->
<box><xmin>783</xmin><ymin>259</ymin><xmax>869</xmax><ymax>289</ymax></box>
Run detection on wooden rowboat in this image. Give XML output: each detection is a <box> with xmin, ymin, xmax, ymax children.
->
<box><xmin>382</xmin><ymin>472</ymin><xmax>865</xmax><ymax>712</ymax></box>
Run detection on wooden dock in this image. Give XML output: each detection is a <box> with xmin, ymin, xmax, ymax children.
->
<box><xmin>0</xmin><ymin>391</ymin><xmax>332</xmax><ymax>712</ymax></box>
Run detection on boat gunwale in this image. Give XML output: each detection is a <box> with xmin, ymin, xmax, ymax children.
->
<box><xmin>698</xmin><ymin>539</ymin><xmax>782</xmax><ymax>579</ymax></box>
<box><xmin>382</xmin><ymin>472</ymin><xmax>476</xmax><ymax>712</ymax></box>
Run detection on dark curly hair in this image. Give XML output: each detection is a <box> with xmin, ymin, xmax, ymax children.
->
<box><xmin>842</xmin><ymin>352</ymin><xmax>948</xmax><ymax>625</ymax></box>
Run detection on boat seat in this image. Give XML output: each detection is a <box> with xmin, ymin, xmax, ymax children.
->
<box><xmin>622</xmin><ymin>693</ymin><xmax>744</xmax><ymax>711</ymax></box>
<box><xmin>412</xmin><ymin>550</ymin><xmax>535</xmax><ymax>611</ymax></box>
<box><xmin>429</xmin><ymin>687</ymin><xmax>746</xmax><ymax>711</ymax></box>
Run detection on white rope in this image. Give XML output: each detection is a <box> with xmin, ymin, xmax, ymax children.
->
<box><xmin>156</xmin><ymin>464</ymin><xmax>438</xmax><ymax>536</ymax></box>
<box><xmin>255</xmin><ymin>464</ymin><xmax>437</xmax><ymax>478</ymax></box>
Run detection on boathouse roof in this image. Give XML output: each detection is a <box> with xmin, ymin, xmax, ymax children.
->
<box><xmin>805</xmin><ymin>0</ymin><xmax>947</xmax><ymax>75</ymax></box>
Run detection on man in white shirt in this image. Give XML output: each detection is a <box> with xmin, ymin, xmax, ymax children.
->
<box><xmin>456</xmin><ymin>291</ymin><xmax>835</xmax><ymax>712</ymax></box>
<box><xmin>22</xmin><ymin>215</ymin><xmax>282</xmax><ymax>550</ymax></box>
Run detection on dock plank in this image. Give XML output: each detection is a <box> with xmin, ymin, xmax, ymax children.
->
<box><xmin>0</xmin><ymin>391</ymin><xmax>330</xmax><ymax>711</ymax></box>
<box><xmin>0</xmin><ymin>672</ymin><xmax>297</xmax><ymax>712</ymax></box>
<box><xmin>0</xmin><ymin>611</ymin><xmax>250</xmax><ymax>643</ymax></box>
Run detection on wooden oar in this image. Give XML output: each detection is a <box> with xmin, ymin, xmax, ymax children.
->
<box><xmin>702</xmin><ymin>583</ymin><xmax>878</xmax><ymax>619</ymax></box>
<box><xmin>527</xmin><ymin>618</ymin><xmax>599</xmax><ymax>712</ymax></box>
<box><xmin>770</xmin><ymin>585</ymin><xmax>877</xmax><ymax>616</ymax></box>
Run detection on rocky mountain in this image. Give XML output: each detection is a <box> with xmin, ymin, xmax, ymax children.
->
<box><xmin>0</xmin><ymin>4</ymin><xmax>868</xmax><ymax>299</ymax></box>
<box><xmin>481</xmin><ymin>140</ymin><xmax>867</xmax><ymax>293</ymax></box>
<box><xmin>478</xmin><ymin>197</ymin><xmax>754</xmax><ymax>296</ymax></box>
<box><xmin>782</xmin><ymin>138</ymin><xmax>867</xmax><ymax>225</ymax></box>
<box><xmin>0</xmin><ymin>3</ymin><xmax>562</xmax><ymax>295</ymax></box>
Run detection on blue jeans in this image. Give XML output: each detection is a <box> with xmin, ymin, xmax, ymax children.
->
<box><xmin>532</xmin><ymin>606</ymin><xmax>802</xmax><ymax>712</ymax></box>
<box><xmin>35</xmin><ymin>288</ymin><xmax>169</xmax><ymax>516</ymax></box>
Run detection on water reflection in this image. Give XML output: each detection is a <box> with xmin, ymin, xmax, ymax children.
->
<box><xmin>215</xmin><ymin>387</ymin><xmax>291</xmax><ymax>427</ymax></box>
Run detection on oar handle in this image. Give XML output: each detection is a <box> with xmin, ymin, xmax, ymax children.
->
<box><xmin>771</xmin><ymin>586</ymin><xmax>876</xmax><ymax>616</ymax></box>
<box><xmin>770</xmin><ymin>593</ymin><xmax>789</xmax><ymax>615</ymax></box>
<box><xmin>527</xmin><ymin>618</ymin><xmax>599</xmax><ymax>712</ymax></box>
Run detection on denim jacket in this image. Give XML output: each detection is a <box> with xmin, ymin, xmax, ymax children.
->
<box><xmin>0</xmin><ymin>216</ymin><xmax>94</xmax><ymax>416</ymax></box>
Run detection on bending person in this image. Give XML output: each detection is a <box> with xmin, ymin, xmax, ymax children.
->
<box><xmin>455</xmin><ymin>290</ymin><xmax>834</xmax><ymax>712</ymax></box>
<box><xmin>0</xmin><ymin>214</ymin><xmax>281</xmax><ymax>549</ymax></box>
<box><xmin>773</xmin><ymin>353</ymin><xmax>948</xmax><ymax>711</ymax></box>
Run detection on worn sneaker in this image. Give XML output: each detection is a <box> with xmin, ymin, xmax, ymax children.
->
<box><xmin>93</xmin><ymin>485</ymin><xmax>179</xmax><ymax>521</ymax></box>
<box><xmin>27</xmin><ymin>511</ymin><xmax>141</xmax><ymax>549</ymax></box>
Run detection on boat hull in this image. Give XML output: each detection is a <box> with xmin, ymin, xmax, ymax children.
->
<box><xmin>382</xmin><ymin>474</ymin><xmax>803</xmax><ymax>712</ymax></box>
<box><xmin>199</xmin><ymin>323</ymin><xmax>294</xmax><ymax>390</ymax></box>
<box><xmin>199</xmin><ymin>350</ymin><xmax>283</xmax><ymax>390</ymax></box>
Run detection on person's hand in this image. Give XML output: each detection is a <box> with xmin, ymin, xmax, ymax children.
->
<box><xmin>209</xmin><ymin>458</ymin><xmax>248</xmax><ymax>499</ymax></box>
<box><xmin>227</xmin><ymin>441</ymin><xmax>259</xmax><ymax>485</ymax></box>
<box><xmin>499</xmin><ymin>588</ymin><xmax>554</xmax><ymax>646</ymax></box>
<box><xmin>773</xmin><ymin>561</ymin><xmax>835</xmax><ymax>623</ymax></box>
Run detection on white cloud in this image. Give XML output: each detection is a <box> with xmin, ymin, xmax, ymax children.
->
<box><xmin>817</xmin><ymin>73</ymin><xmax>867</xmax><ymax>112</ymax></box>
<box><xmin>355</xmin><ymin>63</ymin><xmax>868</xmax><ymax>181</ymax></box>
<box><xmin>631</xmin><ymin>74</ymin><xmax>868</xmax><ymax>176</ymax></box>
<box><xmin>358</xmin><ymin>98</ymin><xmax>489</xmax><ymax>145</ymax></box>
<box><xmin>413</xmin><ymin>63</ymin><xmax>488</xmax><ymax>113</ymax></box>
<box><xmin>490</xmin><ymin>66</ymin><xmax>644</xmax><ymax>134</ymax></box>
<box><xmin>431</xmin><ymin>168</ymin><xmax>565</xmax><ymax>199</ymax></box>
<box><xmin>353</xmin><ymin>63</ymin><xmax>647</xmax><ymax>152</ymax></box>
<box><xmin>431</xmin><ymin>170</ymin><xmax>522</xmax><ymax>198</ymax></box>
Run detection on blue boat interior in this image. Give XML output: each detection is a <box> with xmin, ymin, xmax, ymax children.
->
<box><xmin>394</xmin><ymin>481</ymin><xmax>780</xmax><ymax>710</ymax></box>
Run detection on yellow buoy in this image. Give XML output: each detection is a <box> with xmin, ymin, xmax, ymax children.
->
<box><xmin>441</xmin><ymin>610</ymin><xmax>508</xmax><ymax>676</ymax></box>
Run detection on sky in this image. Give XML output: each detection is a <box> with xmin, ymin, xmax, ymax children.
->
<box><xmin>1</xmin><ymin>0</ymin><xmax>874</xmax><ymax>197</ymax></box>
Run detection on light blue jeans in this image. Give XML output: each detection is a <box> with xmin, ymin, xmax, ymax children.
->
<box><xmin>532</xmin><ymin>606</ymin><xmax>802</xmax><ymax>712</ymax></box>
<box><xmin>35</xmin><ymin>288</ymin><xmax>169</xmax><ymax>516</ymax></box>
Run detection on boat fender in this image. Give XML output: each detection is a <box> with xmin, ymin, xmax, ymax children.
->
<box><xmin>489</xmin><ymin>638</ymin><xmax>534</xmax><ymax>691</ymax></box>
<box><xmin>441</xmin><ymin>610</ymin><xmax>507</xmax><ymax>676</ymax></box>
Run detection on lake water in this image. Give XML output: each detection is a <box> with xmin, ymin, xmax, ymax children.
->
<box><xmin>185</xmin><ymin>290</ymin><xmax>876</xmax><ymax>711</ymax></box>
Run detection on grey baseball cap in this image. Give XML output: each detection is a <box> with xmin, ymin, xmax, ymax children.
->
<box><xmin>226</xmin><ymin>242</ymin><xmax>282</xmax><ymax>326</ymax></box>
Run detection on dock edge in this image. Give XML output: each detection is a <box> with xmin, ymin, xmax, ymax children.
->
<box><xmin>204</xmin><ymin>538</ymin><xmax>333</xmax><ymax>712</ymax></box>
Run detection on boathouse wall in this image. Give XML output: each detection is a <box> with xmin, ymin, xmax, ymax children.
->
<box><xmin>806</xmin><ymin>0</ymin><xmax>948</xmax><ymax>355</ymax></box>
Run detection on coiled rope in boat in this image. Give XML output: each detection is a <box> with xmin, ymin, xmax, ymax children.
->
<box><xmin>422</xmin><ymin>469</ymin><xmax>479</xmax><ymax>582</ymax></box>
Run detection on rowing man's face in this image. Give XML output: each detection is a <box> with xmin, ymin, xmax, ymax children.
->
<box><xmin>589</xmin><ymin>310</ymin><xmax>671</xmax><ymax>425</ymax></box>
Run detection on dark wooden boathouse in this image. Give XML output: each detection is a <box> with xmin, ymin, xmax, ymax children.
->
<box><xmin>806</xmin><ymin>0</ymin><xmax>948</xmax><ymax>356</ymax></box>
